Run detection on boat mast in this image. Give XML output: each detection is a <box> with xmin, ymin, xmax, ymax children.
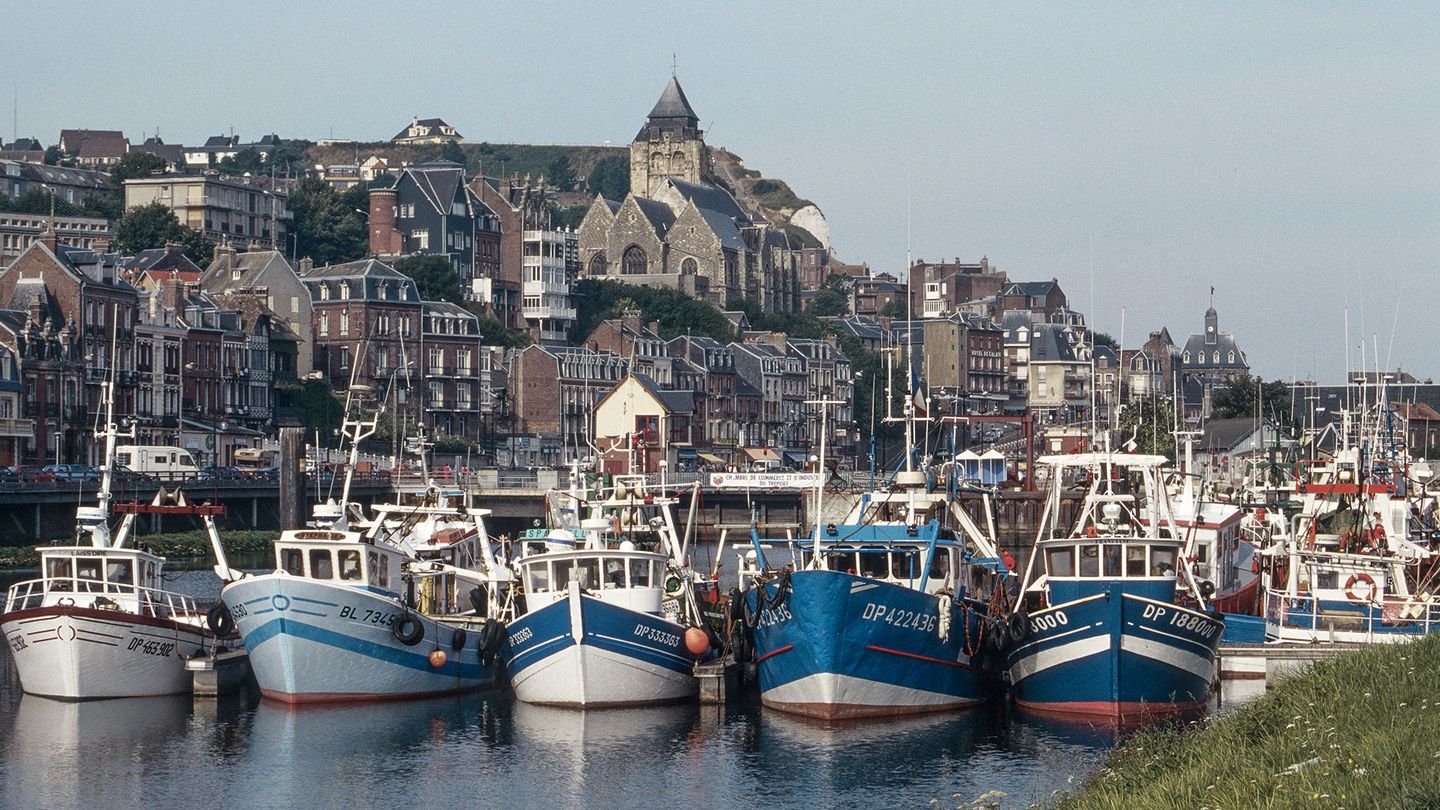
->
<box><xmin>806</xmin><ymin>398</ymin><xmax>843</xmax><ymax>568</ymax></box>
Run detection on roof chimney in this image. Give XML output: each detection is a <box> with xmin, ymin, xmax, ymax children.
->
<box><xmin>37</xmin><ymin>224</ymin><xmax>59</xmax><ymax>255</ymax></box>
<box><xmin>299</xmin><ymin>257</ymin><xmax>313</xmax><ymax>275</ymax></box>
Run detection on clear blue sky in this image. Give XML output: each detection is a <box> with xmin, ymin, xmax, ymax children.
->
<box><xmin>10</xmin><ymin>2</ymin><xmax>1438</xmax><ymax>383</ymax></box>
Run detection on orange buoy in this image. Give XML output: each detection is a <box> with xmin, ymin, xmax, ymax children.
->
<box><xmin>428</xmin><ymin>649</ymin><xmax>448</xmax><ymax>668</ymax></box>
<box><xmin>684</xmin><ymin>627</ymin><xmax>710</xmax><ymax>656</ymax></box>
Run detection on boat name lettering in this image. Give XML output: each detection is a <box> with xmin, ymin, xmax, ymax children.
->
<box><xmin>338</xmin><ymin>606</ymin><xmax>396</xmax><ymax>627</ymax></box>
<box><xmin>508</xmin><ymin>626</ymin><xmax>533</xmax><ymax>646</ymax></box>
<box><xmin>228</xmin><ymin>603</ymin><xmax>248</xmax><ymax>619</ymax></box>
<box><xmin>126</xmin><ymin>637</ymin><xmax>175</xmax><ymax>657</ymax></box>
<box><xmin>1142</xmin><ymin>604</ymin><xmax>1220</xmax><ymax>639</ymax></box>
<box><xmin>861</xmin><ymin>602</ymin><xmax>938</xmax><ymax>633</ymax></box>
<box><xmin>756</xmin><ymin>604</ymin><xmax>792</xmax><ymax>628</ymax></box>
<box><xmin>633</xmin><ymin>624</ymin><xmax>681</xmax><ymax>648</ymax></box>
<box><xmin>8</xmin><ymin>634</ymin><xmax>25</xmax><ymax>652</ymax></box>
<box><xmin>1030</xmin><ymin>612</ymin><xmax>1070</xmax><ymax>633</ymax></box>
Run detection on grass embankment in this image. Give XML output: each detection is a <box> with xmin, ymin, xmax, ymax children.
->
<box><xmin>1053</xmin><ymin>636</ymin><xmax>1440</xmax><ymax>809</ymax></box>
<box><xmin>0</xmin><ymin>530</ymin><xmax>275</xmax><ymax>569</ymax></box>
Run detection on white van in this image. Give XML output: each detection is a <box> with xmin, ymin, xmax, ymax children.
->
<box><xmin>115</xmin><ymin>446</ymin><xmax>200</xmax><ymax>481</ymax></box>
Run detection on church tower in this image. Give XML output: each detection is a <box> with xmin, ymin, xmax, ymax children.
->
<box><xmin>630</xmin><ymin>76</ymin><xmax>708</xmax><ymax>197</ymax></box>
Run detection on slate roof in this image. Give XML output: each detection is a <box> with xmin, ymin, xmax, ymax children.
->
<box><xmin>404</xmin><ymin>161</ymin><xmax>466</xmax><ymax>214</ymax></box>
<box><xmin>1030</xmin><ymin>324</ymin><xmax>1078</xmax><ymax>363</ymax></box>
<box><xmin>696</xmin><ymin>206</ymin><xmax>745</xmax><ymax>251</ymax></box>
<box><xmin>664</xmin><ymin>178</ymin><xmax>744</xmax><ymax>220</ymax></box>
<box><xmin>122</xmin><ymin>248</ymin><xmax>201</xmax><ymax>275</ymax></box>
<box><xmin>301</xmin><ymin>258</ymin><xmax>407</xmax><ymax>280</ymax></box>
<box><xmin>631</xmin><ymin>197</ymin><xmax>676</xmax><ymax>235</ymax></box>
<box><xmin>392</xmin><ymin>118</ymin><xmax>460</xmax><ymax>142</ymax></box>
<box><xmin>59</xmin><ymin>129</ymin><xmax>127</xmax><ymax>159</ymax></box>
<box><xmin>1003</xmin><ymin>280</ymin><xmax>1059</xmax><ymax>298</ymax></box>
<box><xmin>646</xmin><ymin>76</ymin><xmax>699</xmax><ymax>127</ymax></box>
<box><xmin>1199</xmin><ymin>418</ymin><xmax>1262</xmax><ymax>453</ymax></box>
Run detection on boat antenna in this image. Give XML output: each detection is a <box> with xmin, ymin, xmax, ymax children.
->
<box><xmin>806</xmin><ymin>398</ymin><xmax>843</xmax><ymax>568</ymax></box>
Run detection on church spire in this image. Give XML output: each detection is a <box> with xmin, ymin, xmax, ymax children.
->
<box><xmin>645</xmin><ymin>75</ymin><xmax>699</xmax><ymax>131</ymax></box>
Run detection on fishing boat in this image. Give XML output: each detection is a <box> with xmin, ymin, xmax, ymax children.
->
<box><xmin>1158</xmin><ymin>436</ymin><xmax>1262</xmax><ymax>616</ymax></box>
<box><xmin>219</xmin><ymin>420</ymin><xmax>514</xmax><ymax>703</ymax></box>
<box><xmin>737</xmin><ymin>395</ymin><xmax>1010</xmax><ymax>720</ymax></box>
<box><xmin>1261</xmin><ymin>391</ymin><xmax>1440</xmax><ymax>643</ymax></box>
<box><xmin>1007</xmin><ymin>451</ymin><xmax>1224</xmax><ymax>720</ymax></box>
<box><xmin>1</xmin><ymin>379</ymin><xmax>231</xmax><ymax>699</ymax></box>
<box><xmin>503</xmin><ymin>474</ymin><xmax>712</xmax><ymax>707</ymax></box>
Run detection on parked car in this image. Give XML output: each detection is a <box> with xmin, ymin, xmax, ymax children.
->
<box><xmin>12</xmin><ymin>464</ymin><xmax>55</xmax><ymax>483</ymax></box>
<box><xmin>43</xmin><ymin>463</ymin><xmax>101</xmax><ymax>482</ymax></box>
<box><xmin>198</xmin><ymin>465</ymin><xmax>245</xmax><ymax>481</ymax></box>
<box><xmin>111</xmin><ymin>465</ymin><xmax>159</xmax><ymax>485</ymax></box>
<box><xmin>0</xmin><ymin>467</ymin><xmax>17</xmax><ymax>484</ymax></box>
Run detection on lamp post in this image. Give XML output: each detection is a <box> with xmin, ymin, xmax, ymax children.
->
<box><xmin>52</xmin><ymin>431</ymin><xmax>63</xmax><ymax>467</ymax></box>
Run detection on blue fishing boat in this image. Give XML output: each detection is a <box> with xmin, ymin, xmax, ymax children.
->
<box><xmin>1007</xmin><ymin>452</ymin><xmax>1224</xmax><ymax>721</ymax></box>
<box><xmin>503</xmin><ymin>476</ymin><xmax>713</xmax><ymax>707</ymax></box>
<box><xmin>738</xmin><ymin>396</ymin><xmax>1011</xmax><ymax>719</ymax></box>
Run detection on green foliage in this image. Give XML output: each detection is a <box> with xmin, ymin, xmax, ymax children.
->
<box><xmin>547</xmin><ymin>155</ymin><xmax>577</xmax><ymax>191</ymax></box>
<box><xmin>4</xmin><ymin>188</ymin><xmax>56</xmax><ymax>214</ymax></box>
<box><xmin>433</xmin><ymin>434</ymin><xmax>478</xmax><ymax>454</ymax></box>
<box><xmin>782</xmin><ymin>223</ymin><xmax>821</xmax><ymax>249</ymax></box>
<box><xmin>576</xmin><ymin>279</ymin><xmax>735</xmax><ymax>343</ymax></box>
<box><xmin>586</xmin><ymin>155</ymin><xmax>630</xmax><ymax>200</ymax></box>
<box><xmin>218</xmin><ymin>147</ymin><xmax>266</xmax><ymax>176</ymax></box>
<box><xmin>439</xmin><ymin>141</ymin><xmax>467</xmax><ymax>167</ymax></box>
<box><xmin>468</xmin><ymin>308</ymin><xmax>531</xmax><ymax>349</ymax></box>
<box><xmin>550</xmin><ymin>203</ymin><xmax>588</xmax><ymax>231</ymax></box>
<box><xmin>1210</xmin><ymin>374</ymin><xmax>1295</xmax><ymax>427</ymax></box>
<box><xmin>751</xmin><ymin>179</ymin><xmax>780</xmax><ymax>195</ymax></box>
<box><xmin>1053</xmin><ymin>635</ymin><xmax>1440</xmax><ymax>809</ymax></box>
<box><xmin>114</xmin><ymin>201</ymin><xmax>214</xmax><ymax>265</ymax></box>
<box><xmin>808</xmin><ymin>286</ymin><xmax>849</xmax><ymax>317</ymax></box>
<box><xmin>298</xmin><ymin>379</ymin><xmax>344</xmax><ymax>442</ymax></box>
<box><xmin>369</xmin><ymin>172</ymin><xmax>396</xmax><ymax>189</ymax></box>
<box><xmin>393</xmin><ymin>255</ymin><xmax>463</xmax><ymax>305</ymax></box>
<box><xmin>266</xmin><ymin>139</ymin><xmax>312</xmax><ymax>175</ymax></box>
<box><xmin>880</xmin><ymin>298</ymin><xmax>909</xmax><ymax>319</ymax></box>
<box><xmin>43</xmin><ymin>145</ymin><xmax>62</xmax><ymax>165</ymax></box>
<box><xmin>748</xmin><ymin>177</ymin><xmax>807</xmax><ymax>209</ymax></box>
<box><xmin>83</xmin><ymin>193</ymin><xmax>124</xmax><ymax>221</ymax></box>
<box><xmin>1117</xmin><ymin>394</ymin><xmax>1178</xmax><ymax>459</ymax></box>
<box><xmin>1091</xmin><ymin>331</ymin><xmax>1119</xmax><ymax>351</ymax></box>
<box><xmin>111</xmin><ymin>151</ymin><xmax>170</xmax><ymax>182</ymax></box>
<box><xmin>289</xmin><ymin>177</ymin><xmax>368</xmax><ymax>266</ymax></box>
<box><xmin>0</xmin><ymin>187</ymin><xmax>124</xmax><ymax>221</ymax></box>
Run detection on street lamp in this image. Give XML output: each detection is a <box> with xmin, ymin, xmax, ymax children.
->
<box><xmin>52</xmin><ymin>431</ymin><xmax>63</xmax><ymax>467</ymax></box>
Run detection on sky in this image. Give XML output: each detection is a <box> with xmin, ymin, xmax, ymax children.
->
<box><xmin>8</xmin><ymin>2</ymin><xmax>1438</xmax><ymax>383</ymax></box>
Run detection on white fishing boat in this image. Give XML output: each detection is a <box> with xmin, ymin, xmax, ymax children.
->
<box><xmin>1261</xmin><ymin>389</ymin><xmax>1440</xmax><ymax>643</ymax></box>
<box><xmin>502</xmin><ymin>474</ymin><xmax>712</xmax><ymax>707</ymax></box>
<box><xmin>1</xmin><ymin>379</ymin><xmax>231</xmax><ymax>699</ymax></box>
<box><xmin>220</xmin><ymin>420</ymin><xmax>514</xmax><ymax>703</ymax></box>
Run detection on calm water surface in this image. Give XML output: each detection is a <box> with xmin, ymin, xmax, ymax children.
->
<box><xmin>0</xmin><ymin>568</ymin><xmax>1263</xmax><ymax>810</ymax></box>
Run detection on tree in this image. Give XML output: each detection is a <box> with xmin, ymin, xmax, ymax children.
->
<box><xmin>394</xmin><ymin>255</ymin><xmax>463</xmax><ymax>304</ymax></box>
<box><xmin>880</xmin><ymin>298</ymin><xmax>908</xmax><ymax>319</ymax></box>
<box><xmin>440</xmin><ymin>141</ymin><xmax>467</xmax><ymax>167</ymax></box>
<box><xmin>288</xmin><ymin>177</ymin><xmax>368</xmax><ymax>266</ymax></box>
<box><xmin>1091</xmin><ymin>331</ymin><xmax>1119</xmax><ymax>351</ymax></box>
<box><xmin>1117</xmin><ymin>395</ymin><xmax>1179</xmax><ymax>459</ymax></box>
<box><xmin>43</xmin><ymin>146</ymin><xmax>62</xmax><ymax>165</ymax></box>
<box><xmin>113</xmin><ymin>201</ymin><xmax>214</xmax><ymax>265</ymax></box>
<box><xmin>586</xmin><ymin>155</ymin><xmax>629</xmax><ymax>200</ymax></box>
<box><xmin>467</xmin><ymin>308</ymin><xmax>531</xmax><ymax>349</ymax></box>
<box><xmin>218</xmin><ymin>148</ymin><xmax>266</xmax><ymax>176</ymax></box>
<box><xmin>1210</xmin><ymin>374</ymin><xmax>1294</xmax><ymax>427</ymax></box>
<box><xmin>547</xmin><ymin>155</ymin><xmax>577</xmax><ymax>192</ymax></box>
<box><xmin>112</xmin><ymin>151</ymin><xmax>169</xmax><ymax>182</ymax></box>
<box><xmin>549</xmin><ymin>203</ymin><xmax>587</xmax><ymax>231</ymax></box>
<box><xmin>297</xmin><ymin>379</ymin><xmax>344</xmax><ymax>442</ymax></box>
<box><xmin>809</xmin><ymin>286</ymin><xmax>849</xmax><ymax>317</ymax></box>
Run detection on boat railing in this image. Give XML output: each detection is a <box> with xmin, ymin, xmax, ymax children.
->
<box><xmin>1262</xmin><ymin>587</ymin><xmax>1440</xmax><ymax>638</ymax></box>
<box><xmin>3</xmin><ymin>576</ymin><xmax>201</xmax><ymax>620</ymax></box>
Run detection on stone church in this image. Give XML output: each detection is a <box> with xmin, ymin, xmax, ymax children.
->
<box><xmin>577</xmin><ymin>77</ymin><xmax>799</xmax><ymax>313</ymax></box>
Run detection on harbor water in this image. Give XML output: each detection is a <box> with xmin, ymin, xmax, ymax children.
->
<box><xmin>0</xmin><ymin>567</ymin><xmax>1262</xmax><ymax>810</ymax></box>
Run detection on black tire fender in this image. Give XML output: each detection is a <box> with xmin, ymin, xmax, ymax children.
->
<box><xmin>207</xmin><ymin>603</ymin><xmax>235</xmax><ymax>637</ymax></box>
<box><xmin>1007</xmin><ymin>611</ymin><xmax>1030</xmax><ymax>644</ymax></box>
<box><xmin>393</xmin><ymin>612</ymin><xmax>424</xmax><ymax>646</ymax></box>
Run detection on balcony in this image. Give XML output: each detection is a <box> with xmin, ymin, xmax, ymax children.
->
<box><xmin>522</xmin><ymin>305</ymin><xmax>577</xmax><ymax>322</ymax></box>
<box><xmin>0</xmin><ymin>417</ymin><xmax>34</xmax><ymax>437</ymax></box>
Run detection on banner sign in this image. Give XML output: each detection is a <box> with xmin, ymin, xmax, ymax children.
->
<box><xmin>708</xmin><ymin>472</ymin><xmax>821</xmax><ymax>490</ymax></box>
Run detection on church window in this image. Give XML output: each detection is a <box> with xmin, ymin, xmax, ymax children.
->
<box><xmin>622</xmin><ymin>246</ymin><xmax>647</xmax><ymax>275</ymax></box>
<box><xmin>588</xmin><ymin>253</ymin><xmax>607</xmax><ymax>275</ymax></box>
<box><xmin>681</xmin><ymin>258</ymin><xmax>697</xmax><ymax>275</ymax></box>
<box><xmin>651</xmin><ymin>152</ymin><xmax>665</xmax><ymax>172</ymax></box>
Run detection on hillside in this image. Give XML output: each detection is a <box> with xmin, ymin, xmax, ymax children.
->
<box><xmin>301</xmin><ymin>140</ymin><xmax>829</xmax><ymax>249</ymax></box>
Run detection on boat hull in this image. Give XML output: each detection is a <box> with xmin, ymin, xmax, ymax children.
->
<box><xmin>1</xmin><ymin>606</ymin><xmax>207</xmax><ymax>700</ymax></box>
<box><xmin>222</xmin><ymin>574</ymin><xmax>496</xmax><ymax>703</ymax></box>
<box><xmin>1007</xmin><ymin>588</ymin><xmax>1223</xmax><ymax>721</ymax></box>
<box><xmin>747</xmin><ymin>569</ymin><xmax>992</xmax><ymax>720</ymax></box>
<box><xmin>504</xmin><ymin>586</ymin><xmax>697</xmax><ymax>707</ymax></box>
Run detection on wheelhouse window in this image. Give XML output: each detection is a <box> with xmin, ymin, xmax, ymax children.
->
<box><xmin>1151</xmin><ymin>547</ymin><xmax>1178</xmax><ymax>576</ymax></box>
<box><xmin>1047</xmin><ymin>547</ymin><xmax>1075</xmax><ymax>577</ymax></box>
<box><xmin>929</xmin><ymin>547</ymin><xmax>952</xmax><ymax>578</ymax></box>
<box><xmin>526</xmin><ymin>561</ymin><xmax>552</xmax><ymax>593</ymax></box>
<box><xmin>1078</xmin><ymin>545</ymin><xmax>1100</xmax><ymax>577</ymax></box>
<box><xmin>858</xmin><ymin>551</ymin><xmax>888</xmax><ymax>579</ymax></box>
<box><xmin>1315</xmin><ymin>570</ymin><xmax>1338</xmax><ymax>590</ymax></box>
<box><xmin>337</xmin><ymin>550</ymin><xmax>362</xmax><ymax>581</ymax></box>
<box><xmin>629</xmin><ymin>559</ymin><xmax>653</xmax><ymax>587</ymax></box>
<box><xmin>105</xmin><ymin>559</ymin><xmax>134</xmax><ymax>589</ymax></box>
<box><xmin>76</xmin><ymin>559</ymin><xmax>102</xmax><ymax>590</ymax></box>
<box><xmin>281</xmin><ymin>548</ymin><xmax>304</xmax><ymax>576</ymax></box>
<box><xmin>602</xmin><ymin>559</ymin><xmax>626</xmax><ymax>588</ymax></box>
<box><xmin>1125</xmin><ymin>546</ymin><xmax>1147</xmax><ymax>576</ymax></box>
<box><xmin>309</xmin><ymin>549</ymin><xmax>333</xmax><ymax>579</ymax></box>
<box><xmin>891</xmin><ymin>551</ymin><xmax>919</xmax><ymax>580</ymax></box>
<box><xmin>1103</xmin><ymin>545</ymin><xmax>1122</xmax><ymax>577</ymax></box>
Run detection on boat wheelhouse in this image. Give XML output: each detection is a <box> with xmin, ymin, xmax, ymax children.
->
<box><xmin>221</xmin><ymin>421</ymin><xmax>513</xmax><ymax>704</ymax></box>
<box><xmin>1007</xmin><ymin>452</ymin><xmax>1224</xmax><ymax>721</ymax></box>
<box><xmin>503</xmin><ymin>475</ymin><xmax>710</xmax><ymax>707</ymax></box>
